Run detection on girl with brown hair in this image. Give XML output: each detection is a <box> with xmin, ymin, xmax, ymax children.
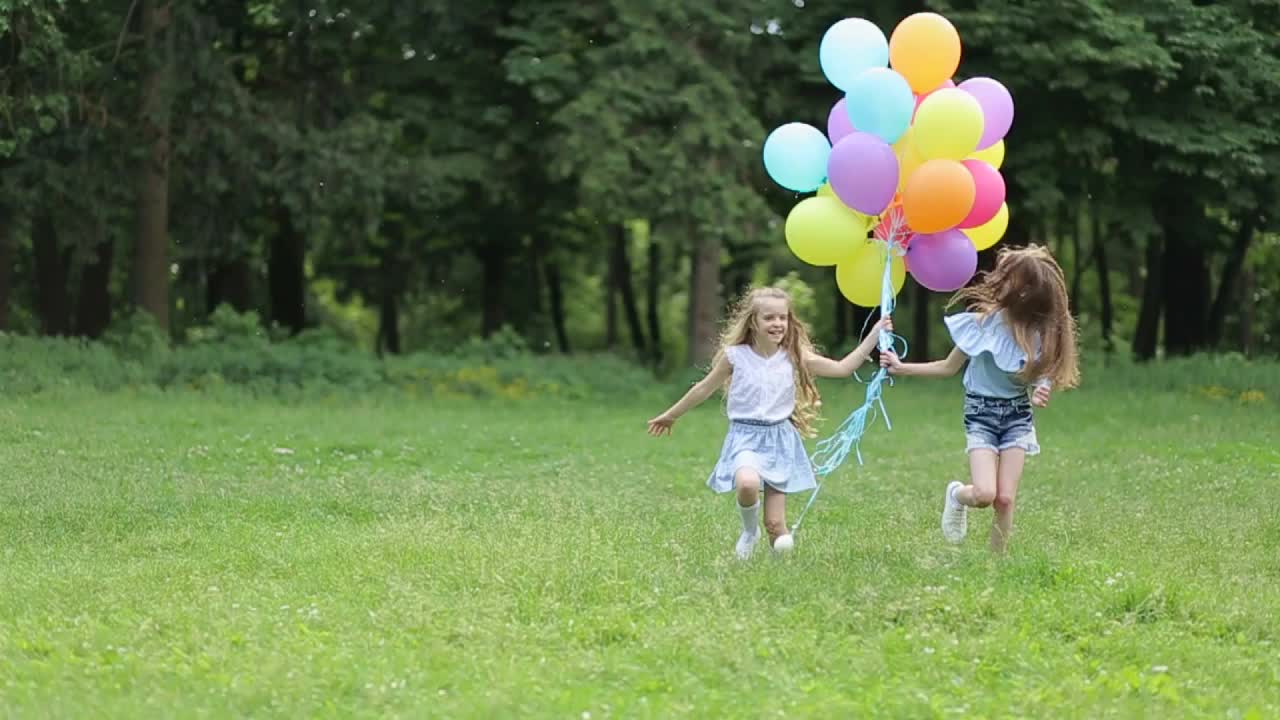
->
<box><xmin>881</xmin><ymin>245</ymin><xmax>1080</xmax><ymax>553</ymax></box>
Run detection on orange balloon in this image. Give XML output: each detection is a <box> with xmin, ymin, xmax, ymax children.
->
<box><xmin>889</xmin><ymin>13</ymin><xmax>962</xmax><ymax>94</ymax></box>
<box><xmin>902</xmin><ymin>159</ymin><xmax>975</xmax><ymax>233</ymax></box>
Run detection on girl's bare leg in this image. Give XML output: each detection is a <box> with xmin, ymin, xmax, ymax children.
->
<box><xmin>941</xmin><ymin>450</ymin><xmax>998</xmax><ymax>543</ymax></box>
<box><xmin>956</xmin><ymin>449</ymin><xmax>998</xmax><ymax>507</ymax></box>
<box><xmin>762</xmin><ymin>485</ymin><xmax>788</xmax><ymax>546</ymax></box>
<box><xmin>990</xmin><ymin>449</ymin><xmax>1026</xmax><ymax>554</ymax></box>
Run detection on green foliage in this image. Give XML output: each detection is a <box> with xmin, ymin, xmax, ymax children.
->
<box><xmin>102</xmin><ymin>309</ymin><xmax>174</xmax><ymax>362</ymax></box>
<box><xmin>0</xmin><ymin>309</ymin><xmax>659</xmax><ymax>401</ymax></box>
<box><xmin>3</xmin><ymin>0</ymin><xmax>1280</xmax><ymax>376</ymax></box>
<box><xmin>503</xmin><ymin>0</ymin><xmax>778</xmax><ymax>267</ymax></box>
<box><xmin>770</xmin><ymin>270</ymin><xmax>818</xmax><ymax>328</ymax></box>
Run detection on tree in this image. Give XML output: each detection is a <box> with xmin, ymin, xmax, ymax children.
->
<box><xmin>504</xmin><ymin>1</ymin><xmax>777</xmax><ymax>364</ymax></box>
<box><xmin>939</xmin><ymin>0</ymin><xmax>1280</xmax><ymax>358</ymax></box>
<box><xmin>132</xmin><ymin>0</ymin><xmax>175</xmax><ymax>328</ymax></box>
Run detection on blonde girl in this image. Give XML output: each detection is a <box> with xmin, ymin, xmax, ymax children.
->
<box><xmin>649</xmin><ymin>287</ymin><xmax>890</xmax><ymax>559</ymax></box>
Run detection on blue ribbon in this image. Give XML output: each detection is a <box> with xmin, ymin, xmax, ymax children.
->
<box><xmin>791</xmin><ymin>242</ymin><xmax>907</xmax><ymax>535</ymax></box>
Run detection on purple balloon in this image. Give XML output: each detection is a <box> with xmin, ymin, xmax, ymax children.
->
<box><xmin>907</xmin><ymin>229</ymin><xmax>978</xmax><ymax>291</ymax></box>
<box><xmin>827</xmin><ymin>132</ymin><xmax>898</xmax><ymax>215</ymax></box>
<box><xmin>960</xmin><ymin>78</ymin><xmax>1014</xmax><ymax>150</ymax></box>
<box><xmin>827</xmin><ymin>98</ymin><xmax>855</xmax><ymax>144</ymax></box>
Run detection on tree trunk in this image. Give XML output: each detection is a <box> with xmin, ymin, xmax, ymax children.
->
<box><xmin>605</xmin><ymin>236</ymin><xmax>619</xmax><ymax>350</ymax></box>
<box><xmin>32</xmin><ymin>213</ymin><xmax>71</xmax><ymax>336</ymax></box>
<box><xmin>546</xmin><ymin>259</ymin><xmax>571</xmax><ymax>353</ymax></box>
<box><xmin>526</xmin><ymin>235</ymin><xmax>546</xmax><ymax>348</ymax></box>
<box><xmin>975</xmin><ymin>215</ymin><xmax>1031</xmax><ymax>272</ymax></box>
<box><xmin>1069</xmin><ymin>227</ymin><xmax>1087</xmax><ymax>313</ymax></box>
<box><xmin>268</xmin><ymin>208</ymin><xmax>307</xmax><ymax>334</ymax></box>
<box><xmin>1240</xmin><ymin>268</ymin><xmax>1255</xmax><ymax>357</ymax></box>
<box><xmin>1132</xmin><ymin>232</ymin><xmax>1163</xmax><ymax>362</ymax></box>
<box><xmin>1206</xmin><ymin>216</ymin><xmax>1256</xmax><ymax>348</ymax></box>
<box><xmin>479</xmin><ymin>238</ymin><xmax>506</xmax><ymax>336</ymax></box>
<box><xmin>1160</xmin><ymin>214</ymin><xmax>1210</xmax><ymax>356</ymax></box>
<box><xmin>1126</xmin><ymin>255</ymin><xmax>1143</xmax><ymax>298</ymax></box>
<box><xmin>132</xmin><ymin>0</ymin><xmax>173</xmax><ymax>330</ymax></box>
<box><xmin>833</xmin><ymin>283</ymin><xmax>848</xmax><ymax>348</ymax></box>
<box><xmin>207</xmin><ymin>257</ymin><xmax>252</xmax><ymax>313</ymax></box>
<box><xmin>729</xmin><ymin>267</ymin><xmax>751</xmax><ymax>302</ymax></box>
<box><xmin>1093</xmin><ymin>220</ymin><xmax>1114</xmax><ymax>356</ymax></box>
<box><xmin>646</xmin><ymin>239</ymin><xmax>661</xmax><ymax>367</ymax></box>
<box><xmin>377</xmin><ymin>290</ymin><xmax>401</xmax><ymax>355</ymax></box>
<box><xmin>0</xmin><ymin>205</ymin><xmax>14</xmax><ymax>330</ymax></box>
<box><xmin>1003</xmin><ymin>190</ymin><xmax>1030</xmax><ymax>249</ymax></box>
<box><xmin>528</xmin><ymin>238</ymin><xmax>545</xmax><ymax>318</ymax></box>
<box><xmin>76</xmin><ymin>226</ymin><xmax>115</xmax><ymax>338</ymax></box>
<box><xmin>976</xmin><ymin>247</ymin><xmax>998</xmax><ymax>273</ymax></box>
<box><xmin>612</xmin><ymin>223</ymin><xmax>647</xmax><ymax>354</ymax></box>
<box><xmin>687</xmin><ymin>232</ymin><xmax>721</xmax><ymax>365</ymax></box>
<box><xmin>911</xmin><ymin>281</ymin><xmax>930</xmax><ymax>359</ymax></box>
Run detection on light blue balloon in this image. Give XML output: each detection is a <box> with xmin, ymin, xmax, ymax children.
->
<box><xmin>845</xmin><ymin>68</ymin><xmax>914</xmax><ymax>145</ymax></box>
<box><xmin>762</xmin><ymin>123</ymin><xmax>831</xmax><ymax>193</ymax></box>
<box><xmin>819</xmin><ymin>19</ymin><xmax>889</xmax><ymax>93</ymax></box>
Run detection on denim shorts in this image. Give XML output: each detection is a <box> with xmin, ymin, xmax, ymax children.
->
<box><xmin>963</xmin><ymin>393</ymin><xmax>1040</xmax><ymax>455</ymax></box>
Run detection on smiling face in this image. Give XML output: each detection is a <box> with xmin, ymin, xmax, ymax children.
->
<box><xmin>753</xmin><ymin>297</ymin><xmax>790</xmax><ymax>349</ymax></box>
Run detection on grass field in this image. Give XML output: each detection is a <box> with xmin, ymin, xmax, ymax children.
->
<box><xmin>2</xmin><ymin>375</ymin><xmax>1278</xmax><ymax>718</ymax></box>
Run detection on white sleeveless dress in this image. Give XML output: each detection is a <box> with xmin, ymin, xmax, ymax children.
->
<box><xmin>706</xmin><ymin>345</ymin><xmax>818</xmax><ymax>494</ymax></box>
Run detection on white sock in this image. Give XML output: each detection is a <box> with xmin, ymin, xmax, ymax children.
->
<box><xmin>949</xmin><ymin>484</ymin><xmax>962</xmax><ymax>507</ymax></box>
<box><xmin>738</xmin><ymin>501</ymin><xmax>760</xmax><ymax>535</ymax></box>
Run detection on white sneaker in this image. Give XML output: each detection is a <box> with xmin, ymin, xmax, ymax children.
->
<box><xmin>735</xmin><ymin>530</ymin><xmax>760</xmax><ymax>559</ymax></box>
<box><xmin>941</xmin><ymin>481</ymin><xmax>967</xmax><ymax>544</ymax></box>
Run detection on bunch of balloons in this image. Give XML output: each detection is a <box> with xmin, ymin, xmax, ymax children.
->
<box><xmin>762</xmin><ymin>13</ymin><xmax>1012</xmax><ymax>305</ymax></box>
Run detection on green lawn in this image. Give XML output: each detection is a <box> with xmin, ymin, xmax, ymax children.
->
<box><xmin>2</xmin><ymin>379</ymin><xmax>1278</xmax><ymax>718</ymax></box>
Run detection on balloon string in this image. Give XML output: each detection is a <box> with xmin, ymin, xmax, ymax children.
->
<box><xmin>793</xmin><ymin>242</ymin><xmax>905</xmax><ymax>535</ymax></box>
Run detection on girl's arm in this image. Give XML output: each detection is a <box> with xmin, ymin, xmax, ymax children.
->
<box><xmin>880</xmin><ymin>346</ymin><xmax>967</xmax><ymax>378</ymax></box>
<box><xmin>806</xmin><ymin>316</ymin><xmax>892</xmax><ymax>379</ymax></box>
<box><xmin>647</xmin><ymin>355</ymin><xmax>732</xmax><ymax>436</ymax></box>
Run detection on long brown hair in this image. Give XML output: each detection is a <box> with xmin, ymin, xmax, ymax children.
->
<box><xmin>713</xmin><ymin>287</ymin><xmax>822</xmax><ymax>437</ymax></box>
<box><xmin>950</xmin><ymin>244</ymin><xmax>1080</xmax><ymax>389</ymax></box>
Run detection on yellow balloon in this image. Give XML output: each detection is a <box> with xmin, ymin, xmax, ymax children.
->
<box><xmin>785</xmin><ymin>196</ymin><xmax>869</xmax><ymax>267</ymax></box>
<box><xmin>969</xmin><ymin>140</ymin><xmax>1005</xmax><ymax>169</ymax></box>
<box><xmin>816</xmin><ymin>183</ymin><xmax>874</xmax><ymax>221</ymax></box>
<box><xmin>892</xmin><ymin>127</ymin><xmax>912</xmax><ymax>157</ymax></box>
<box><xmin>836</xmin><ymin>240</ymin><xmax>907</xmax><ymax>308</ymax></box>
<box><xmin>895</xmin><ymin>131</ymin><xmax>925</xmax><ymax>193</ymax></box>
<box><xmin>962</xmin><ymin>202</ymin><xmax>1009</xmax><ymax>251</ymax></box>
<box><xmin>913</xmin><ymin>89</ymin><xmax>984</xmax><ymax>160</ymax></box>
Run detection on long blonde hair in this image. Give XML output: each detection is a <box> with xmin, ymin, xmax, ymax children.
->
<box><xmin>950</xmin><ymin>244</ymin><xmax>1080</xmax><ymax>389</ymax></box>
<box><xmin>712</xmin><ymin>287</ymin><xmax>822</xmax><ymax>437</ymax></box>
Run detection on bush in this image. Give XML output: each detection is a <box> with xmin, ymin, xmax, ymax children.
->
<box><xmin>1080</xmin><ymin>351</ymin><xmax>1279</xmax><ymax>406</ymax></box>
<box><xmin>0</xmin><ymin>311</ymin><xmax>661</xmax><ymax>402</ymax></box>
<box><xmin>1</xmin><ymin>310</ymin><xmax>1274</xmax><ymax>406</ymax></box>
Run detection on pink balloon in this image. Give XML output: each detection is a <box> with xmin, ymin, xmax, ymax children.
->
<box><xmin>907</xmin><ymin>229</ymin><xmax>978</xmax><ymax>292</ymax></box>
<box><xmin>912</xmin><ymin>78</ymin><xmax>955</xmax><ymax>120</ymax></box>
<box><xmin>959</xmin><ymin>160</ymin><xmax>1006</xmax><ymax>228</ymax></box>
<box><xmin>827</xmin><ymin>132</ymin><xmax>899</xmax><ymax>215</ymax></box>
<box><xmin>827</xmin><ymin>98</ymin><xmax>855</xmax><ymax>144</ymax></box>
<box><xmin>960</xmin><ymin>77</ymin><xmax>1014</xmax><ymax>150</ymax></box>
